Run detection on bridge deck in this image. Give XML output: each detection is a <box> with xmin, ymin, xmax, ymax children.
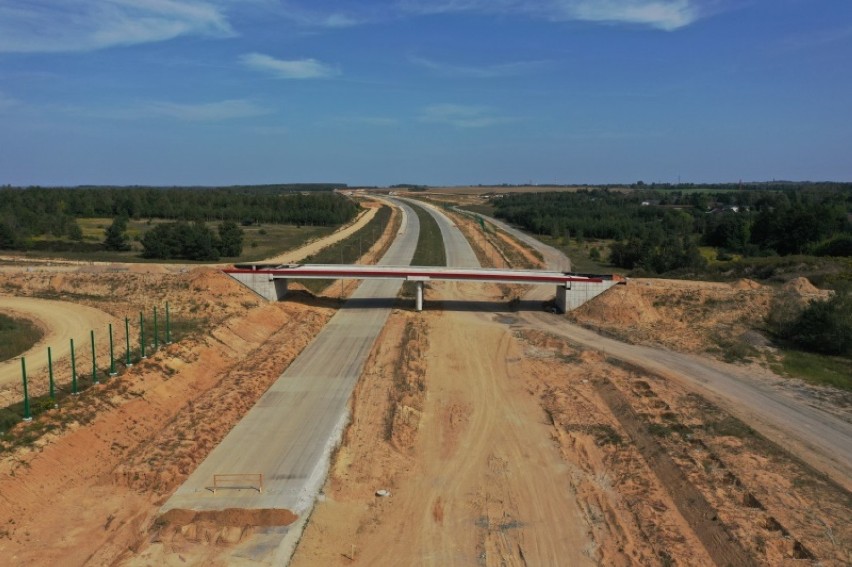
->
<box><xmin>226</xmin><ymin>264</ymin><xmax>618</xmax><ymax>286</ymax></box>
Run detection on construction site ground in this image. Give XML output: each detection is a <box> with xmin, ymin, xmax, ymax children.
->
<box><xmin>0</xmin><ymin>201</ymin><xmax>849</xmax><ymax>566</ymax></box>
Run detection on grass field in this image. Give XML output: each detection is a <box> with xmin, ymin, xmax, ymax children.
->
<box><xmin>32</xmin><ymin>218</ymin><xmax>336</xmax><ymax>263</ymax></box>
<box><xmin>0</xmin><ymin>314</ymin><xmax>43</xmax><ymax>363</ymax></box>
<box><xmin>399</xmin><ymin>202</ymin><xmax>446</xmax><ymax>298</ymax></box>
<box><xmin>775</xmin><ymin>350</ymin><xmax>852</xmax><ymax>391</ymax></box>
<box><xmin>408</xmin><ymin>203</ymin><xmax>446</xmax><ymax>267</ymax></box>
<box><xmin>538</xmin><ymin>236</ymin><xmax>626</xmax><ymax>275</ymax></box>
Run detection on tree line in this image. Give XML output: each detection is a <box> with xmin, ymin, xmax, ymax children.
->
<box><xmin>491</xmin><ymin>186</ymin><xmax>852</xmax><ymax>274</ymax></box>
<box><xmin>0</xmin><ymin>186</ymin><xmax>358</xmax><ymax>252</ymax></box>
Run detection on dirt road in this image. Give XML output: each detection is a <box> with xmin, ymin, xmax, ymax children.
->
<box><xmin>356</xmin><ymin>306</ymin><xmax>594</xmax><ymax>566</ymax></box>
<box><xmin>522</xmin><ymin>311</ymin><xmax>852</xmax><ymax>491</ymax></box>
<box><xmin>0</xmin><ymin>295</ymin><xmax>115</xmax><ymax>389</ymax></box>
<box><xmin>262</xmin><ymin>205</ymin><xmax>378</xmax><ymax>264</ymax></box>
<box><xmin>499</xmin><ymin>221</ymin><xmax>852</xmax><ymax>492</ymax></box>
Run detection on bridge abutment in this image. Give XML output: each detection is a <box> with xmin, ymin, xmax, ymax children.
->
<box><xmin>226</xmin><ymin>271</ymin><xmax>289</xmax><ymax>302</ymax></box>
<box><xmin>555</xmin><ymin>280</ymin><xmax>620</xmax><ymax>313</ymax></box>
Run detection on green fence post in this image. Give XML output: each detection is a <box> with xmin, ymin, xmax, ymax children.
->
<box><xmin>91</xmin><ymin>330</ymin><xmax>98</xmax><ymax>385</ymax></box>
<box><xmin>165</xmin><ymin>302</ymin><xmax>171</xmax><ymax>344</ymax></box>
<box><xmin>125</xmin><ymin>316</ymin><xmax>132</xmax><ymax>367</ymax></box>
<box><xmin>21</xmin><ymin>357</ymin><xmax>32</xmax><ymax>422</ymax></box>
<box><xmin>140</xmin><ymin>311</ymin><xmax>146</xmax><ymax>359</ymax></box>
<box><xmin>153</xmin><ymin>306</ymin><xmax>159</xmax><ymax>351</ymax></box>
<box><xmin>109</xmin><ymin>323</ymin><xmax>117</xmax><ymax>376</ymax></box>
<box><xmin>70</xmin><ymin>338</ymin><xmax>78</xmax><ymax>395</ymax></box>
<box><xmin>48</xmin><ymin>346</ymin><xmax>56</xmax><ymax>406</ymax></box>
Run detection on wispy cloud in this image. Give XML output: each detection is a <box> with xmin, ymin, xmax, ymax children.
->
<box><xmin>330</xmin><ymin>115</ymin><xmax>400</xmax><ymax>127</ymax></box>
<box><xmin>780</xmin><ymin>25</ymin><xmax>852</xmax><ymax>52</ymax></box>
<box><xmin>419</xmin><ymin>104</ymin><xmax>514</xmax><ymax>128</ymax></box>
<box><xmin>397</xmin><ymin>0</ymin><xmax>703</xmax><ymax>31</ymax></box>
<box><xmin>411</xmin><ymin>56</ymin><xmax>547</xmax><ymax>78</ymax></box>
<box><xmin>144</xmin><ymin>99</ymin><xmax>269</xmax><ymax>121</ymax></box>
<box><xmin>0</xmin><ymin>0</ymin><xmax>234</xmax><ymax>53</ymax></box>
<box><xmin>241</xmin><ymin>52</ymin><xmax>339</xmax><ymax>79</ymax></box>
<box><xmin>275</xmin><ymin>3</ymin><xmax>367</xmax><ymax>28</ymax></box>
<box><xmin>86</xmin><ymin>99</ymin><xmax>270</xmax><ymax>121</ymax></box>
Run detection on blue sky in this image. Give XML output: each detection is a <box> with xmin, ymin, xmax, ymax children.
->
<box><xmin>1</xmin><ymin>0</ymin><xmax>850</xmax><ymax>186</ymax></box>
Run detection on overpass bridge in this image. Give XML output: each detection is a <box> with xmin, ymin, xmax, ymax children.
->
<box><xmin>225</xmin><ymin>264</ymin><xmax>624</xmax><ymax>312</ymax></box>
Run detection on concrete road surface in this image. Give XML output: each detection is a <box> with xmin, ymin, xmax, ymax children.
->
<box><xmin>162</xmin><ymin>198</ymin><xmax>420</xmax><ymax>517</ymax></box>
<box><xmin>455</xmin><ymin>207</ymin><xmax>571</xmax><ymax>272</ymax></box>
<box><xmin>402</xmin><ymin>198</ymin><xmax>479</xmax><ymax>268</ymax></box>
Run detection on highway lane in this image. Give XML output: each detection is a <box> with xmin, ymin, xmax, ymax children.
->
<box><xmin>401</xmin><ymin>198</ymin><xmax>479</xmax><ymax>268</ymax></box>
<box><xmin>162</xmin><ymin>198</ymin><xmax>420</xmax><ymax>517</ymax></box>
<box><xmin>454</xmin><ymin>207</ymin><xmax>571</xmax><ymax>272</ymax></box>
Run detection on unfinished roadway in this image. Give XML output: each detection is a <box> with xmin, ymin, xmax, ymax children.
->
<box><xmin>161</xmin><ymin>198</ymin><xmax>420</xmax><ymax>561</ymax></box>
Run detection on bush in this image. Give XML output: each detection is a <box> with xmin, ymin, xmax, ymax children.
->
<box><xmin>814</xmin><ymin>234</ymin><xmax>852</xmax><ymax>257</ymax></box>
<box><xmin>780</xmin><ymin>287</ymin><xmax>852</xmax><ymax>356</ymax></box>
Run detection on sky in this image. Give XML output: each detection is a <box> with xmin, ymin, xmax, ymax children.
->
<box><xmin>1</xmin><ymin>0</ymin><xmax>850</xmax><ymax>187</ymax></box>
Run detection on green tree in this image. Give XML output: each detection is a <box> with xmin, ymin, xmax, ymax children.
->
<box><xmin>0</xmin><ymin>221</ymin><xmax>19</xmax><ymax>249</ymax></box>
<box><xmin>783</xmin><ymin>288</ymin><xmax>852</xmax><ymax>355</ymax></box>
<box><xmin>67</xmin><ymin>221</ymin><xmax>84</xmax><ymax>241</ymax></box>
<box><xmin>103</xmin><ymin>216</ymin><xmax>131</xmax><ymax>251</ymax></box>
<box><xmin>217</xmin><ymin>221</ymin><xmax>244</xmax><ymax>257</ymax></box>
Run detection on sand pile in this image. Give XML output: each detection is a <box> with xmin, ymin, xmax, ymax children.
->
<box><xmin>187</xmin><ymin>268</ymin><xmax>253</xmax><ymax>298</ymax></box>
<box><xmin>731</xmin><ymin>278</ymin><xmax>762</xmax><ymax>290</ymax></box>
<box><xmin>782</xmin><ymin>277</ymin><xmax>822</xmax><ymax>296</ymax></box>
<box><xmin>573</xmin><ymin>285</ymin><xmax>661</xmax><ymax>327</ymax></box>
<box><xmin>160</xmin><ymin>508</ymin><xmax>297</xmax><ymax>527</ymax></box>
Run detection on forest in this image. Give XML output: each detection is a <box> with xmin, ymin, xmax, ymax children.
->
<box><xmin>491</xmin><ymin>184</ymin><xmax>852</xmax><ymax>273</ymax></box>
<box><xmin>0</xmin><ymin>185</ymin><xmax>358</xmax><ymax>253</ymax></box>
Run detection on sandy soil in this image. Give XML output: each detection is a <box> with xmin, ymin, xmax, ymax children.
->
<box><xmin>292</xmin><ymin>284</ymin><xmax>595</xmax><ymax>566</ymax></box>
<box><xmin>0</xmin><ymin>197</ymin><xmax>403</xmax><ymax>567</ymax></box>
<box><xmin>293</xmin><ymin>278</ymin><xmax>851</xmax><ymax>567</ymax></box>
<box><xmin>292</xmin><ymin>226</ymin><xmax>851</xmax><ymax>566</ymax></box>
<box><xmin>0</xmin><ymin>296</ymin><xmax>114</xmax><ymax>389</ymax></box>
<box><xmin>0</xmin><ymin>297</ymin><xmax>335</xmax><ymax>566</ymax></box>
<box><xmin>569</xmin><ymin>276</ymin><xmax>830</xmax><ymax>356</ymax></box>
<box><xmin>1</xmin><ymin>195</ymin><xmax>849</xmax><ymax>566</ymax></box>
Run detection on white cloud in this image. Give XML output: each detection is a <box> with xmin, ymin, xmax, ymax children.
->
<box><xmin>0</xmin><ymin>0</ymin><xmax>234</xmax><ymax>53</ymax></box>
<box><xmin>85</xmin><ymin>99</ymin><xmax>270</xmax><ymax>121</ymax></box>
<box><xmin>397</xmin><ymin>0</ymin><xmax>702</xmax><ymax>30</ymax></box>
<box><xmin>558</xmin><ymin>0</ymin><xmax>699</xmax><ymax>31</ymax></box>
<box><xmin>277</xmin><ymin>4</ymin><xmax>365</xmax><ymax>29</ymax></box>
<box><xmin>419</xmin><ymin>104</ymin><xmax>514</xmax><ymax>128</ymax></box>
<box><xmin>241</xmin><ymin>52</ymin><xmax>339</xmax><ymax>79</ymax></box>
<box><xmin>411</xmin><ymin>56</ymin><xmax>546</xmax><ymax>78</ymax></box>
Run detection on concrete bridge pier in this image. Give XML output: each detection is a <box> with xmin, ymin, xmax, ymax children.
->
<box><xmin>408</xmin><ymin>277</ymin><xmax>428</xmax><ymax>312</ymax></box>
